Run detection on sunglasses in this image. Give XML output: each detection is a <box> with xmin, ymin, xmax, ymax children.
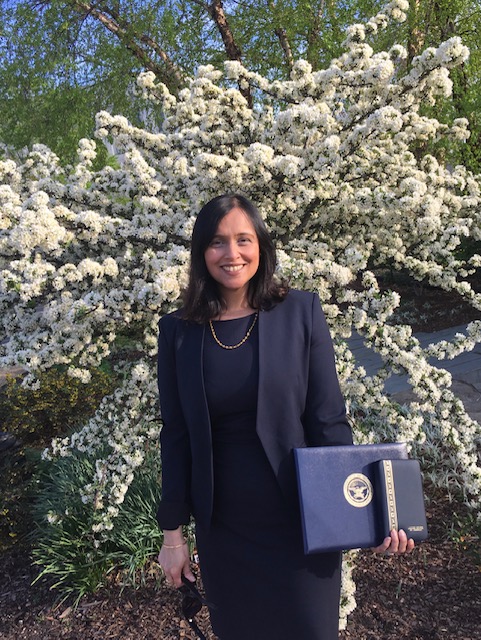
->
<box><xmin>178</xmin><ymin>575</ymin><xmax>216</xmax><ymax>640</ymax></box>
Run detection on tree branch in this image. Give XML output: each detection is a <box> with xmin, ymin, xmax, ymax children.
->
<box><xmin>306</xmin><ymin>0</ymin><xmax>326</xmax><ymax>66</ymax></box>
<box><xmin>204</xmin><ymin>0</ymin><xmax>253</xmax><ymax>107</ymax></box>
<box><xmin>267</xmin><ymin>0</ymin><xmax>294</xmax><ymax>72</ymax></box>
<box><xmin>65</xmin><ymin>1</ymin><xmax>185</xmax><ymax>90</ymax></box>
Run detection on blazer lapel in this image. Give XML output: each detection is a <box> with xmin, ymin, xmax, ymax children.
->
<box><xmin>256</xmin><ymin>306</ymin><xmax>302</xmax><ymax>510</ymax></box>
<box><xmin>256</xmin><ymin>308</ymin><xmax>285</xmax><ymax>469</ymax></box>
<box><xmin>176</xmin><ymin>321</ymin><xmax>214</xmax><ymax>527</ymax></box>
<box><xmin>176</xmin><ymin>322</ymin><xmax>212</xmax><ymax>442</ymax></box>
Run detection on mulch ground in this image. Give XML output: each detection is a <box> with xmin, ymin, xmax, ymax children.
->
<box><xmin>0</xmin><ymin>489</ymin><xmax>479</xmax><ymax>640</ymax></box>
<box><xmin>1</xmin><ymin>275</ymin><xmax>481</xmax><ymax>639</ymax></box>
<box><xmin>376</xmin><ymin>270</ymin><xmax>481</xmax><ymax>333</ymax></box>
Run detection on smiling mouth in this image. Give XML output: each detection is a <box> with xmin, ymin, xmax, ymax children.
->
<box><xmin>221</xmin><ymin>265</ymin><xmax>244</xmax><ymax>272</ymax></box>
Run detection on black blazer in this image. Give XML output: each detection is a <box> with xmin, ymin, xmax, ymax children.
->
<box><xmin>156</xmin><ymin>289</ymin><xmax>353</xmax><ymax>530</ymax></box>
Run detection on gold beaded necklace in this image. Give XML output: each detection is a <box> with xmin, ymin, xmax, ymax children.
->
<box><xmin>209</xmin><ymin>312</ymin><xmax>258</xmax><ymax>350</ymax></box>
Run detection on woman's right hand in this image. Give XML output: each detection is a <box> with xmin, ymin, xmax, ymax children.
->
<box><xmin>158</xmin><ymin>530</ymin><xmax>195</xmax><ymax>588</ymax></box>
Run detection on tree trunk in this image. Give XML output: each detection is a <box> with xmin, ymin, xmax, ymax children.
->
<box><xmin>204</xmin><ymin>0</ymin><xmax>253</xmax><ymax>106</ymax></box>
<box><xmin>407</xmin><ymin>0</ymin><xmax>425</xmax><ymax>63</ymax></box>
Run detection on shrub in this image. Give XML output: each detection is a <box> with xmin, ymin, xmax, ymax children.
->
<box><xmin>32</xmin><ymin>445</ymin><xmax>164</xmax><ymax>602</ymax></box>
<box><xmin>0</xmin><ymin>367</ymin><xmax>116</xmax><ymax>445</ymax></box>
<box><xmin>0</xmin><ymin>448</ymin><xmax>38</xmax><ymax>550</ymax></box>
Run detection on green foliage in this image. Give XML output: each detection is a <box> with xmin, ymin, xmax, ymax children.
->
<box><xmin>0</xmin><ymin>0</ymin><xmax>157</xmax><ymax>164</ymax></box>
<box><xmin>449</xmin><ymin>509</ymin><xmax>481</xmax><ymax>565</ymax></box>
<box><xmin>4</xmin><ymin>0</ymin><xmax>481</xmax><ymax>169</ymax></box>
<box><xmin>32</xmin><ymin>447</ymin><xmax>163</xmax><ymax>602</ymax></box>
<box><xmin>0</xmin><ymin>447</ymin><xmax>39</xmax><ymax>550</ymax></box>
<box><xmin>0</xmin><ymin>367</ymin><xmax>116</xmax><ymax>446</ymax></box>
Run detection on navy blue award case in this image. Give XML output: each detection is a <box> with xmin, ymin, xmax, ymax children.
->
<box><xmin>294</xmin><ymin>443</ymin><xmax>420</xmax><ymax>553</ymax></box>
<box><xmin>374</xmin><ymin>458</ymin><xmax>428</xmax><ymax>542</ymax></box>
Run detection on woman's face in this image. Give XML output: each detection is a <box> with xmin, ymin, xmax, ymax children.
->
<box><xmin>204</xmin><ymin>206</ymin><xmax>260</xmax><ymax>300</ymax></box>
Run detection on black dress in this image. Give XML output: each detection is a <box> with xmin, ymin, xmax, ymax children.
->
<box><xmin>196</xmin><ymin>314</ymin><xmax>342</xmax><ymax>640</ymax></box>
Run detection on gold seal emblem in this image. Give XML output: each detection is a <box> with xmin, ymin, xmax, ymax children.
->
<box><xmin>343</xmin><ymin>473</ymin><xmax>373</xmax><ymax>508</ymax></box>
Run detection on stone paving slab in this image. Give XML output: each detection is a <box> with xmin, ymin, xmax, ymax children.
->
<box><xmin>392</xmin><ymin>379</ymin><xmax>481</xmax><ymax>425</ymax></box>
<box><xmin>346</xmin><ymin>323</ymin><xmax>481</xmax><ymax>395</ymax></box>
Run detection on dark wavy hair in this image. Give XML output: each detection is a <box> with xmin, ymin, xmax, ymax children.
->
<box><xmin>182</xmin><ymin>194</ymin><xmax>288</xmax><ymax>322</ymax></box>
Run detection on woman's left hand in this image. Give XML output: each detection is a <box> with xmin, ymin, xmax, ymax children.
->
<box><xmin>372</xmin><ymin>529</ymin><xmax>415</xmax><ymax>555</ymax></box>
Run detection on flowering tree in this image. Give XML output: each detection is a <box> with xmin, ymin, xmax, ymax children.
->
<box><xmin>1</xmin><ymin>0</ymin><xmax>481</xmax><ymax>624</ymax></box>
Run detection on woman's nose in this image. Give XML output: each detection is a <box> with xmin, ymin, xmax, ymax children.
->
<box><xmin>224</xmin><ymin>240</ymin><xmax>239</xmax><ymax>257</ymax></box>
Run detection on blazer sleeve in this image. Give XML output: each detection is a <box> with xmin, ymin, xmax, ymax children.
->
<box><xmin>156</xmin><ymin>317</ymin><xmax>192</xmax><ymax>530</ymax></box>
<box><xmin>303</xmin><ymin>293</ymin><xmax>353</xmax><ymax>447</ymax></box>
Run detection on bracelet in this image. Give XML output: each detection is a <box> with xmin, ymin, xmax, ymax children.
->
<box><xmin>163</xmin><ymin>538</ymin><xmax>187</xmax><ymax>549</ymax></box>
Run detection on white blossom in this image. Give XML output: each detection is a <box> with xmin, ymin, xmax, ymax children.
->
<box><xmin>2</xmin><ymin>2</ymin><xmax>481</xmax><ymax>624</ymax></box>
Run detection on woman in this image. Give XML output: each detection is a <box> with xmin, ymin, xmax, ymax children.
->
<box><xmin>156</xmin><ymin>194</ymin><xmax>414</xmax><ymax>640</ymax></box>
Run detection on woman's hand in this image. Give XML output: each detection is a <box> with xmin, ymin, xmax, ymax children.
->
<box><xmin>372</xmin><ymin>529</ymin><xmax>415</xmax><ymax>556</ymax></box>
<box><xmin>158</xmin><ymin>529</ymin><xmax>196</xmax><ymax>588</ymax></box>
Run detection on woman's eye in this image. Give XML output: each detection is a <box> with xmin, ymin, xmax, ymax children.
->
<box><xmin>210</xmin><ymin>239</ymin><xmax>222</xmax><ymax>247</ymax></box>
<box><xmin>238</xmin><ymin>237</ymin><xmax>250</xmax><ymax>244</ymax></box>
